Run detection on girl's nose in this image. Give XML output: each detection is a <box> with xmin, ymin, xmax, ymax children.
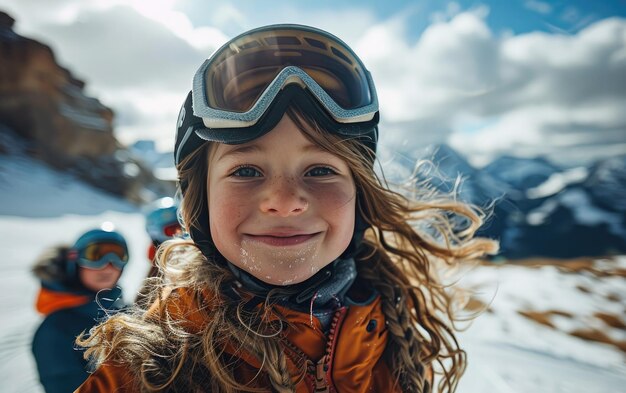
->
<box><xmin>259</xmin><ymin>177</ymin><xmax>309</xmax><ymax>217</ymax></box>
<box><xmin>103</xmin><ymin>262</ymin><xmax>122</xmax><ymax>272</ymax></box>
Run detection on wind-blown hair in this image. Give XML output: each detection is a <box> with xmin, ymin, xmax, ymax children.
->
<box><xmin>78</xmin><ymin>103</ymin><xmax>498</xmax><ymax>393</ymax></box>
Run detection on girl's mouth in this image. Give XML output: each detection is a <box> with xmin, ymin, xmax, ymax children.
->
<box><xmin>244</xmin><ymin>232</ymin><xmax>320</xmax><ymax>247</ymax></box>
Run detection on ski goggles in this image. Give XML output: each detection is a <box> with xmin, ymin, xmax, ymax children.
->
<box><xmin>191</xmin><ymin>24</ymin><xmax>378</xmax><ymax>134</ymax></box>
<box><xmin>72</xmin><ymin>242</ymin><xmax>129</xmax><ymax>270</ymax></box>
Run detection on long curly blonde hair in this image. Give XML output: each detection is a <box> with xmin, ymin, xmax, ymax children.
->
<box><xmin>78</xmin><ymin>103</ymin><xmax>498</xmax><ymax>393</ymax></box>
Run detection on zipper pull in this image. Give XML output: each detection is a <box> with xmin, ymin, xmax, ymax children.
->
<box><xmin>313</xmin><ymin>355</ymin><xmax>329</xmax><ymax>393</ymax></box>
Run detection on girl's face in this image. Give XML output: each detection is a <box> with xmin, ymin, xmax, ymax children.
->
<box><xmin>207</xmin><ymin>114</ymin><xmax>356</xmax><ymax>285</ymax></box>
<box><xmin>79</xmin><ymin>264</ymin><xmax>122</xmax><ymax>292</ymax></box>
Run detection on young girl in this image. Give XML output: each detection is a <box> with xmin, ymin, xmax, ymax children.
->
<box><xmin>32</xmin><ymin>226</ymin><xmax>127</xmax><ymax>393</ymax></box>
<box><xmin>77</xmin><ymin>24</ymin><xmax>497</xmax><ymax>393</ymax></box>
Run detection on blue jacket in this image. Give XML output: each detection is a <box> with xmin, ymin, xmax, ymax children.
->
<box><xmin>32</xmin><ymin>285</ymin><xmax>123</xmax><ymax>393</ymax></box>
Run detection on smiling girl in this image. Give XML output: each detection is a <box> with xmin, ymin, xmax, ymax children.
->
<box><xmin>207</xmin><ymin>117</ymin><xmax>357</xmax><ymax>286</ymax></box>
<box><xmin>76</xmin><ymin>24</ymin><xmax>497</xmax><ymax>393</ymax></box>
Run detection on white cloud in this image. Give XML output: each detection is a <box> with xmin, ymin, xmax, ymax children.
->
<box><xmin>429</xmin><ymin>1</ymin><xmax>463</xmax><ymax>24</ymax></box>
<box><xmin>355</xmin><ymin>11</ymin><xmax>626</xmax><ymax>166</ymax></box>
<box><xmin>8</xmin><ymin>2</ymin><xmax>227</xmax><ymax>89</ymax></box>
<box><xmin>117</xmin><ymin>0</ymin><xmax>228</xmax><ymax>52</ymax></box>
<box><xmin>107</xmin><ymin>89</ymin><xmax>188</xmax><ymax>151</ymax></box>
<box><xmin>524</xmin><ymin>0</ymin><xmax>552</xmax><ymax>15</ymax></box>
<box><xmin>0</xmin><ymin>0</ymin><xmax>81</xmax><ymax>27</ymax></box>
<box><xmin>358</xmin><ymin>8</ymin><xmax>500</xmax><ymax>123</ymax></box>
<box><xmin>205</xmin><ymin>3</ymin><xmax>247</xmax><ymax>33</ymax></box>
<box><xmin>39</xmin><ymin>7</ymin><xmax>203</xmax><ymax>88</ymax></box>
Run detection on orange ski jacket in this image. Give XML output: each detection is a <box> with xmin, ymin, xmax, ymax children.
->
<box><xmin>76</xmin><ymin>286</ymin><xmax>406</xmax><ymax>392</ymax></box>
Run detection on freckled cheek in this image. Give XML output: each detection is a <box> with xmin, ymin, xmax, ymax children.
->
<box><xmin>209</xmin><ymin>189</ymin><xmax>248</xmax><ymax>242</ymax></box>
<box><xmin>308</xmin><ymin>182</ymin><xmax>356</xmax><ymax>245</ymax></box>
<box><xmin>307</xmin><ymin>182</ymin><xmax>356</xmax><ymax>211</ymax></box>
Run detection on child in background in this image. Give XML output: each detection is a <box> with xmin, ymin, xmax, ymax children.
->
<box><xmin>144</xmin><ymin>197</ymin><xmax>182</xmax><ymax>276</ymax></box>
<box><xmin>136</xmin><ymin>198</ymin><xmax>182</xmax><ymax>304</ymax></box>
<box><xmin>32</xmin><ymin>225</ymin><xmax>127</xmax><ymax>393</ymax></box>
<box><xmin>77</xmin><ymin>24</ymin><xmax>497</xmax><ymax>392</ymax></box>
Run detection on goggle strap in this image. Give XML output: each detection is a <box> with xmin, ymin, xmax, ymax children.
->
<box><xmin>175</xmin><ymin>91</ymin><xmax>211</xmax><ymax>166</ymax></box>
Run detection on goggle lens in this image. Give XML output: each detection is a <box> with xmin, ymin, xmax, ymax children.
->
<box><xmin>204</xmin><ymin>28</ymin><xmax>372</xmax><ymax>113</ymax></box>
<box><xmin>83</xmin><ymin>242</ymin><xmax>128</xmax><ymax>261</ymax></box>
<box><xmin>78</xmin><ymin>242</ymin><xmax>128</xmax><ymax>270</ymax></box>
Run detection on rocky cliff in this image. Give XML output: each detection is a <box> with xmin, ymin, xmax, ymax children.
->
<box><xmin>0</xmin><ymin>11</ymin><xmax>172</xmax><ymax>202</ymax></box>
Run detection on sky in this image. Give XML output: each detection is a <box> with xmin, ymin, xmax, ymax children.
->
<box><xmin>1</xmin><ymin>0</ymin><xmax>625</xmax><ymax>167</ymax></box>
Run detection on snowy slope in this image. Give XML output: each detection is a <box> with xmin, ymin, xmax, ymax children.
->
<box><xmin>457</xmin><ymin>260</ymin><xmax>626</xmax><ymax>392</ymax></box>
<box><xmin>0</xmin><ymin>154</ymin><xmax>625</xmax><ymax>392</ymax></box>
<box><xmin>0</xmin><ymin>147</ymin><xmax>136</xmax><ymax>217</ymax></box>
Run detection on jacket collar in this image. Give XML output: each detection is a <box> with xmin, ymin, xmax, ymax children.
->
<box><xmin>35</xmin><ymin>286</ymin><xmax>91</xmax><ymax>316</ymax></box>
<box><xmin>35</xmin><ymin>285</ymin><xmax>124</xmax><ymax>316</ymax></box>
<box><xmin>227</xmin><ymin>258</ymin><xmax>357</xmax><ymax>307</ymax></box>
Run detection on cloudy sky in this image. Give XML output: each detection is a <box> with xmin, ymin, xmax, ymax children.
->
<box><xmin>1</xmin><ymin>0</ymin><xmax>625</xmax><ymax>166</ymax></box>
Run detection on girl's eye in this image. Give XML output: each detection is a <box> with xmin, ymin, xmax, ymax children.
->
<box><xmin>231</xmin><ymin>166</ymin><xmax>262</xmax><ymax>177</ymax></box>
<box><xmin>306</xmin><ymin>166</ymin><xmax>337</xmax><ymax>177</ymax></box>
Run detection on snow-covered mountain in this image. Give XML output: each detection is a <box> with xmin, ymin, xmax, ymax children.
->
<box><xmin>392</xmin><ymin>144</ymin><xmax>626</xmax><ymax>259</ymax></box>
<box><xmin>130</xmin><ymin>140</ymin><xmax>174</xmax><ymax>171</ymax></box>
<box><xmin>483</xmin><ymin>155</ymin><xmax>561</xmax><ymax>192</ymax></box>
<box><xmin>585</xmin><ymin>155</ymin><xmax>626</xmax><ymax>214</ymax></box>
<box><xmin>1</xmin><ymin>152</ymin><xmax>625</xmax><ymax>393</ymax></box>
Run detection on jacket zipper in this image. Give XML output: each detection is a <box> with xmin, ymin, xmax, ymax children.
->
<box><xmin>312</xmin><ymin>356</ymin><xmax>329</xmax><ymax>392</ymax></box>
<box><xmin>308</xmin><ymin>307</ymin><xmax>349</xmax><ymax>393</ymax></box>
<box><xmin>280</xmin><ymin>307</ymin><xmax>348</xmax><ymax>392</ymax></box>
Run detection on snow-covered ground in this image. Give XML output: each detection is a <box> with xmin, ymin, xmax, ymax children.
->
<box><xmin>456</xmin><ymin>259</ymin><xmax>626</xmax><ymax>392</ymax></box>
<box><xmin>1</xmin><ymin>154</ymin><xmax>624</xmax><ymax>392</ymax></box>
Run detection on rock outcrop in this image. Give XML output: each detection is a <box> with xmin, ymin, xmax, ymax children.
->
<box><xmin>0</xmin><ymin>11</ymin><xmax>172</xmax><ymax>202</ymax></box>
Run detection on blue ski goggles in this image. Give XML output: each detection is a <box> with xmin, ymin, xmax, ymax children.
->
<box><xmin>191</xmin><ymin>24</ymin><xmax>378</xmax><ymax>135</ymax></box>
<box><xmin>73</xmin><ymin>241</ymin><xmax>129</xmax><ymax>270</ymax></box>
